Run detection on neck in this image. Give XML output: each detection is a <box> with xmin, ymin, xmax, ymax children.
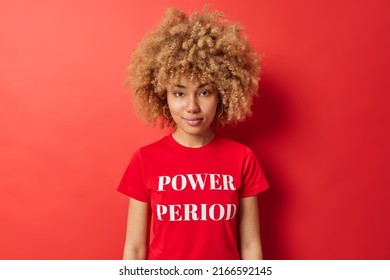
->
<box><xmin>172</xmin><ymin>129</ymin><xmax>216</xmax><ymax>148</ymax></box>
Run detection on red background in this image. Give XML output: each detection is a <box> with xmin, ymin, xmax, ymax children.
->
<box><xmin>1</xmin><ymin>0</ymin><xmax>389</xmax><ymax>259</ymax></box>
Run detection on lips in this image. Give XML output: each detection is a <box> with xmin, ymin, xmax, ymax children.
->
<box><xmin>183</xmin><ymin>117</ymin><xmax>203</xmax><ymax>126</ymax></box>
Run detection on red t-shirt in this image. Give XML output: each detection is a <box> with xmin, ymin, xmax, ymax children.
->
<box><xmin>117</xmin><ymin>134</ymin><xmax>269</xmax><ymax>260</ymax></box>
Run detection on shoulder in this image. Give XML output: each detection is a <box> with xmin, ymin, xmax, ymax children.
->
<box><xmin>130</xmin><ymin>135</ymin><xmax>172</xmax><ymax>162</ymax></box>
<box><xmin>215</xmin><ymin>135</ymin><xmax>253</xmax><ymax>155</ymax></box>
<box><xmin>137</xmin><ymin>135</ymin><xmax>170</xmax><ymax>152</ymax></box>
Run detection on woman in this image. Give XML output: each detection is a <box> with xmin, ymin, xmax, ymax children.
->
<box><xmin>118</xmin><ymin>7</ymin><xmax>269</xmax><ymax>260</ymax></box>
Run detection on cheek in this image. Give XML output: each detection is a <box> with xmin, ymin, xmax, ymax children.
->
<box><xmin>167</xmin><ymin>100</ymin><xmax>182</xmax><ymax>117</ymax></box>
<box><xmin>166</xmin><ymin>96</ymin><xmax>177</xmax><ymax>109</ymax></box>
<box><xmin>206</xmin><ymin>99</ymin><xmax>219</xmax><ymax>115</ymax></box>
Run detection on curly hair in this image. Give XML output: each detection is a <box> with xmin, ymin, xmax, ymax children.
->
<box><xmin>126</xmin><ymin>7</ymin><xmax>260</xmax><ymax>127</ymax></box>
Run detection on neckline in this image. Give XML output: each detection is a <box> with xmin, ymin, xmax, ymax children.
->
<box><xmin>166</xmin><ymin>133</ymin><xmax>219</xmax><ymax>153</ymax></box>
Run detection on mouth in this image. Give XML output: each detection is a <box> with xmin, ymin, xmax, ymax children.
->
<box><xmin>183</xmin><ymin>117</ymin><xmax>203</xmax><ymax>126</ymax></box>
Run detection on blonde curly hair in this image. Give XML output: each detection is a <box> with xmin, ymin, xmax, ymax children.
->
<box><xmin>126</xmin><ymin>7</ymin><xmax>260</xmax><ymax>127</ymax></box>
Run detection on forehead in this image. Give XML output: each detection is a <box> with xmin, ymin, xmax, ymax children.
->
<box><xmin>170</xmin><ymin>74</ymin><xmax>213</xmax><ymax>89</ymax></box>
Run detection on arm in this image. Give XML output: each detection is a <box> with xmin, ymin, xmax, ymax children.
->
<box><xmin>122</xmin><ymin>198</ymin><xmax>151</xmax><ymax>260</ymax></box>
<box><xmin>238</xmin><ymin>195</ymin><xmax>263</xmax><ymax>260</ymax></box>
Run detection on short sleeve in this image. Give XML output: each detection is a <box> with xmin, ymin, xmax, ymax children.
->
<box><xmin>239</xmin><ymin>148</ymin><xmax>269</xmax><ymax>198</ymax></box>
<box><xmin>117</xmin><ymin>149</ymin><xmax>150</xmax><ymax>202</ymax></box>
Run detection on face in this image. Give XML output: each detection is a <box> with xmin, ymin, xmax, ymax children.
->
<box><xmin>166</xmin><ymin>75</ymin><xmax>219</xmax><ymax>142</ymax></box>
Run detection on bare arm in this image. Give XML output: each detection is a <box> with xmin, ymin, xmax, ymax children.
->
<box><xmin>122</xmin><ymin>198</ymin><xmax>150</xmax><ymax>260</ymax></box>
<box><xmin>238</xmin><ymin>195</ymin><xmax>263</xmax><ymax>260</ymax></box>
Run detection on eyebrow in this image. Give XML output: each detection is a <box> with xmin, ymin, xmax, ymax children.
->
<box><xmin>173</xmin><ymin>83</ymin><xmax>210</xmax><ymax>89</ymax></box>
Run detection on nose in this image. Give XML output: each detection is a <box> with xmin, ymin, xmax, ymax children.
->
<box><xmin>186</xmin><ymin>95</ymin><xmax>200</xmax><ymax>113</ymax></box>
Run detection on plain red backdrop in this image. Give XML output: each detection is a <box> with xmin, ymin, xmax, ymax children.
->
<box><xmin>0</xmin><ymin>0</ymin><xmax>389</xmax><ymax>259</ymax></box>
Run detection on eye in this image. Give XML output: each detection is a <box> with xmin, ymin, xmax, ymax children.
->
<box><xmin>199</xmin><ymin>90</ymin><xmax>211</xmax><ymax>96</ymax></box>
<box><xmin>174</xmin><ymin>92</ymin><xmax>184</xmax><ymax>97</ymax></box>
